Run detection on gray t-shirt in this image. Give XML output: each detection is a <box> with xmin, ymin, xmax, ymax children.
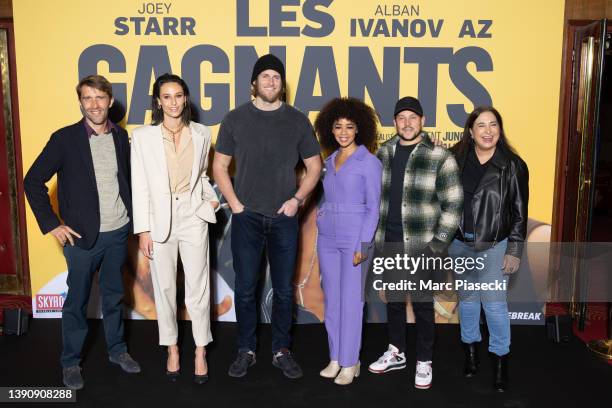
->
<box><xmin>215</xmin><ymin>102</ymin><xmax>320</xmax><ymax>217</ymax></box>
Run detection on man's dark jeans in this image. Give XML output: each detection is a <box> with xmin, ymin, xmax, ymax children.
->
<box><xmin>231</xmin><ymin>210</ymin><xmax>298</xmax><ymax>353</ymax></box>
<box><xmin>61</xmin><ymin>223</ymin><xmax>129</xmax><ymax>368</ymax></box>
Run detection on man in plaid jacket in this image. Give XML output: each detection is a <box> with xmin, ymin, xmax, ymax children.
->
<box><xmin>367</xmin><ymin>97</ymin><xmax>462</xmax><ymax>389</ymax></box>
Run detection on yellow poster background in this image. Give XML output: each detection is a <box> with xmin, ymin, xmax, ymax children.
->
<box><xmin>14</xmin><ymin>0</ymin><xmax>564</xmax><ymax>306</ymax></box>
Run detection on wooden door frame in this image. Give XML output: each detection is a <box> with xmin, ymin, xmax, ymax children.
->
<box><xmin>0</xmin><ymin>18</ymin><xmax>29</xmax><ymax>295</ymax></box>
<box><xmin>551</xmin><ymin>20</ymin><xmax>611</xmax><ymax>242</ymax></box>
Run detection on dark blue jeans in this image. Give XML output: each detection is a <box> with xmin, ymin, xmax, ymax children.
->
<box><xmin>231</xmin><ymin>210</ymin><xmax>298</xmax><ymax>353</ymax></box>
<box><xmin>61</xmin><ymin>223</ymin><xmax>129</xmax><ymax>368</ymax></box>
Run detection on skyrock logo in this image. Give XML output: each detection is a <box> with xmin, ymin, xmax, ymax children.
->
<box><xmin>35</xmin><ymin>294</ymin><xmax>66</xmax><ymax>313</ymax></box>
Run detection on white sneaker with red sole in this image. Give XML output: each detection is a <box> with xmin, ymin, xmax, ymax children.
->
<box><xmin>414</xmin><ymin>360</ymin><xmax>433</xmax><ymax>389</ymax></box>
<box><xmin>368</xmin><ymin>344</ymin><xmax>407</xmax><ymax>374</ymax></box>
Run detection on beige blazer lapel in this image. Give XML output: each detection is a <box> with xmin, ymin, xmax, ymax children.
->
<box><xmin>189</xmin><ymin>122</ymin><xmax>204</xmax><ymax>193</ymax></box>
<box><xmin>154</xmin><ymin>124</ymin><xmax>171</xmax><ymax>194</ymax></box>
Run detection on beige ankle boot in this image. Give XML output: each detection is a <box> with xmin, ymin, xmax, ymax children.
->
<box><xmin>320</xmin><ymin>360</ymin><xmax>341</xmax><ymax>378</ymax></box>
<box><xmin>334</xmin><ymin>362</ymin><xmax>360</xmax><ymax>385</ymax></box>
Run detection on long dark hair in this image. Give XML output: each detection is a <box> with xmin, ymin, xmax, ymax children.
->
<box><xmin>452</xmin><ymin>106</ymin><xmax>518</xmax><ymax>158</ymax></box>
<box><xmin>151</xmin><ymin>73</ymin><xmax>191</xmax><ymax>126</ymax></box>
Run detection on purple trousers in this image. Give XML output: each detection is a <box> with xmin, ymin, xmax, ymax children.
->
<box><xmin>317</xmin><ymin>203</ymin><xmax>366</xmax><ymax>367</ymax></box>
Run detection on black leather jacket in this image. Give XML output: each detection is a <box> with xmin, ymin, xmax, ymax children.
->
<box><xmin>452</xmin><ymin>146</ymin><xmax>529</xmax><ymax>258</ymax></box>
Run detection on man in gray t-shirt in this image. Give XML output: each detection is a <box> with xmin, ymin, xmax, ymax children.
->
<box><xmin>213</xmin><ymin>54</ymin><xmax>321</xmax><ymax>379</ymax></box>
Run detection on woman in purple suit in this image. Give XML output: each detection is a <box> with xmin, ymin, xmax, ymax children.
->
<box><xmin>314</xmin><ymin>97</ymin><xmax>382</xmax><ymax>385</ymax></box>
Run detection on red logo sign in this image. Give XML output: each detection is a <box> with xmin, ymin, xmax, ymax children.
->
<box><xmin>36</xmin><ymin>294</ymin><xmax>65</xmax><ymax>313</ymax></box>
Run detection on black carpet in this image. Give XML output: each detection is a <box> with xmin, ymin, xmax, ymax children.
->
<box><xmin>0</xmin><ymin>320</ymin><xmax>610</xmax><ymax>408</ymax></box>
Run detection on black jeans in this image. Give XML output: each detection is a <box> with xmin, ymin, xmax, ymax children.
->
<box><xmin>61</xmin><ymin>223</ymin><xmax>129</xmax><ymax>368</ymax></box>
<box><xmin>384</xmin><ymin>225</ymin><xmax>435</xmax><ymax>361</ymax></box>
<box><xmin>386</xmin><ymin>299</ymin><xmax>434</xmax><ymax>361</ymax></box>
<box><xmin>231</xmin><ymin>210</ymin><xmax>298</xmax><ymax>353</ymax></box>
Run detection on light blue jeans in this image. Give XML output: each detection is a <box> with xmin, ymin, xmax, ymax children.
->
<box><xmin>448</xmin><ymin>238</ymin><xmax>510</xmax><ymax>356</ymax></box>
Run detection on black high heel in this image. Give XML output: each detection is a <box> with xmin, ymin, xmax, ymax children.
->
<box><xmin>166</xmin><ymin>369</ymin><xmax>180</xmax><ymax>382</ymax></box>
<box><xmin>193</xmin><ymin>373</ymin><xmax>208</xmax><ymax>384</ymax></box>
<box><xmin>166</xmin><ymin>350</ymin><xmax>180</xmax><ymax>382</ymax></box>
<box><xmin>194</xmin><ymin>350</ymin><xmax>208</xmax><ymax>385</ymax></box>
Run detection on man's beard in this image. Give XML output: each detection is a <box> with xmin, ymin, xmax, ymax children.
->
<box><xmin>83</xmin><ymin>112</ymin><xmax>108</xmax><ymax>126</ymax></box>
<box><xmin>256</xmin><ymin>85</ymin><xmax>283</xmax><ymax>103</ymax></box>
<box><xmin>398</xmin><ymin>128</ymin><xmax>421</xmax><ymax>142</ymax></box>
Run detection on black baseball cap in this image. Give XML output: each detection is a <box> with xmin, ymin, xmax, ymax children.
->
<box><xmin>394</xmin><ymin>96</ymin><xmax>423</xmax><ymax>117</ymax></box>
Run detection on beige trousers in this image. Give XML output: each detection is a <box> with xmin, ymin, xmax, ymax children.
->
<box><xmin>150</xmin><ymin>192</ymin><xmax>212</xmax><ymax>346</ymax></box>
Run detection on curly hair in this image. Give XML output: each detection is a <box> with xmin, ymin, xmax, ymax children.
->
<box><xmin>314</xmin><ymin>97</ymin><xmax>378</xmax><ymax>155</ymax></box>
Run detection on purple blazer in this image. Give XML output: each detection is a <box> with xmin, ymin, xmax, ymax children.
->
<box><xmin>317</xmin><ymin>145</ymin><xmax>383</xmax><ymax>252</ymax></box>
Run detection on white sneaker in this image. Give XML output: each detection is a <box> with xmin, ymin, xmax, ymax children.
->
<box><xmin>368</xmin><ymin>344</ymin><xmax>407</xmax><ymax>374</ymax></box>
<box><xmin>414</xmin><ymin>361</ymin><xmax>433</xmax><ymax>389</ymax></box>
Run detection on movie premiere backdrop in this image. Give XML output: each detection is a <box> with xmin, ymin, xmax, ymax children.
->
<box><xmin>14</xmin><ymin>0</ymin><xmax>563</xmax><ymax>325</ymax></box>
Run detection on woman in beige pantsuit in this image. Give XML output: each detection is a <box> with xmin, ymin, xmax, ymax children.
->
<box><xmin>131</xmin><ymin>73</ymin><xmax>219</xmax><ymax>384</ymax></box>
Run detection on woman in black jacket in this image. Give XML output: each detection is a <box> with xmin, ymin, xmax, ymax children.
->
<box><xmin>449</xmin><ymin>106</ymin><xmax>529</xmax><ymax>392</ymax></box>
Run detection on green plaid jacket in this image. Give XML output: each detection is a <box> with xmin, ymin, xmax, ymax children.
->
<box><xmin>374</xmin><ymin>133</ymin><xmax>463</xmax><ymax>252</ymax></box>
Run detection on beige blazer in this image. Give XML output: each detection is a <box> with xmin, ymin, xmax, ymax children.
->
<box><xmin>131</xmin><ymin>121</ymin><xmax>218</xmax><ymax>242</ymax></box>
